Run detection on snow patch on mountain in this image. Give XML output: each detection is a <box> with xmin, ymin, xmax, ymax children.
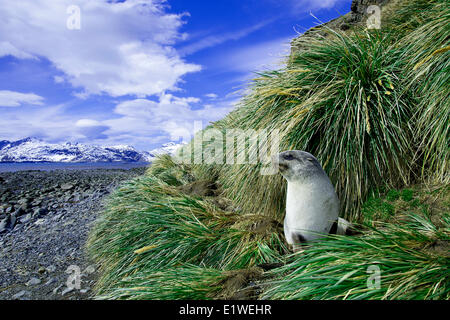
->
<box><xmin>0</xmin><ymin>138</ymin><xmax>183</xmax><ymax>163</ymax></box>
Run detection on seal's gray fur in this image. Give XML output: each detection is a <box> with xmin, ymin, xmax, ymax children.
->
<box><xmin>274</xmin><ymin>150</ymin><xmax>348</xmax><ymax>250</ymax></box>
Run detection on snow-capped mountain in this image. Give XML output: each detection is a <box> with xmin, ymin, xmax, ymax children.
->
<box><xmin>0</xmin><ymin>137</ymin><xmax>182</xmax><ymax>163</ymax></box>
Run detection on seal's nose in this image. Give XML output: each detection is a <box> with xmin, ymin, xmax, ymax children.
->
<box><xmin>272</xmin><ymin>153</ymin><xmax>289</xmax><ymax>173</ymax></box>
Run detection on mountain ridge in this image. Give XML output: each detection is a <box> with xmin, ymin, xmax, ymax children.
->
<box><xmin>0</xmin><ymin>137</ymin><xmax>181</xmax><ymax>163</ymax></box>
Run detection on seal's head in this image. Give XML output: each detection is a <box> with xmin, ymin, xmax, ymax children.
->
<box><xmin>273</xmin><ymin>150</ymin><xmax>324</xmax><ymax>181</ymax></box>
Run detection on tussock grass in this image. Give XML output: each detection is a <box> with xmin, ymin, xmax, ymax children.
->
<box><xmin>386</xmin><ymin>0</ymin><xmax>446</xmax><ymax>33</ymax></box>
<box><xmin>96</xmin><ymin>265</ymin><xmax>225</xmax><ymax>300</ymax></box>
<box><xmin>362</xmin><ymin>184</ymin><xmax>449</xmax><ymax>225</ymax></box>
<box><xmin>261</xmin><ymin>212</ymin><xmax>450</xmax><ymax>300</ymax></box>
<box><xmin>146</xmin><ymin>154</ymin><xmax>195</xmax><ymax>186</ymax></box>
<box><xmin>87</xmin><ymin>156</ymin><xmax>288</xmax><ymax>297</ymax></box>
<box><xmin>183</xmin><ymin>0</ymin><xmax>450</xmax><ymax>221</ymax></box>
<box><xmin>96</xmin><ymin>265</ymin><xmax>268</xmax><ymax>300</ymax></box>
<box><xmin>87</xmin><ymin>0</ymin><xmax>450</xmax><ymax>300</ymax></box>
<box><xmin>400</xmin><ymin>1</ymin><xmax>449</xmax><ymax>183</ymax></box>
<box><xmin>260</xmin><ymin>185</ymin><xmax>450</xmax><ymax>300</ymax></box>
<box><xmin>214</xmin><ymin>30</ymin><xmax>415</xmax><ymax>221</ymax></box>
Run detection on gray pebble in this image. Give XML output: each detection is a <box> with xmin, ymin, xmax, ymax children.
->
<box><xmin>0</xmin><ymin>168</ymin><xmax>146</xmax><ymax>300</ymax></box>
<box><xmin>12</xmin><ymin>290</ymin><xmax>31</xmax><ymax>300</ymax></box>
<box><xmin>53</xmin><ymin>284</ymin><xmax>63</xmax><ymax>295</ymax></box>
<box><xmin>80</xmin><ymin>287</ymin><xmax>90</xmax><ymax>294</ymax></box>
<box><xmin>46</xmin><ymin>265</ymin><xmax>57</xmax><ymax>273</ymax></box>
<box><xmin>26</xmin><ymin>277</ymin><xmax>42</xmax><ymax>286</ymax></box>
<box><xmin>19</xmin><ymin>213</ymin><xmax>32</xmax><ymax>224</ymax></box>
<box><xmin>61</xmin><ymin>287</ymin><xmax>74</xmax><ymax>296</ymax></box>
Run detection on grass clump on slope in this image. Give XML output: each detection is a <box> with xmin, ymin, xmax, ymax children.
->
<box><xmin>212</xmin><ymin>30</ymin><xmax>415</xmax><ymax>221</ymax></box>
<box><xmin>186</xmin><ymin>0</ymin><xmax>449</xmax><ymax>221</ymax></box>
<box><xmin>401</xmin><ymin>0</ymin><xmax>449</xmax><ymax>183</ymax></box>
<box><xmin>260</xmin><ymin>185</ymin><xmax>450</xmax><ymax>300</ymax></box>
<box><xmin>87</xmin><ymin>0</ymin><xmax>449</xmax><ymax>300</ymax></box>
<box><xmin>87</xmin><ymin>155</ymin><xmax>288</xmax><ymax>299</ymax></box>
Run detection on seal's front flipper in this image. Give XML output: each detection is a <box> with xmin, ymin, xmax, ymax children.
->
<box><xmin>335</xmin><ymin>218</ymin><xmax>361</xmax><ymax>236</ymax></box>
<box><xmin>290</xmin><ymin>232</ymin><xmax>307</xmax><ymax>253</ymax></box>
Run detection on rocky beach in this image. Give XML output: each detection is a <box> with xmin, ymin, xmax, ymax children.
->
<box><xmin>0</xmin><ymin>167</ymin><xmax>147</xmax><ymax>300</ymax></box>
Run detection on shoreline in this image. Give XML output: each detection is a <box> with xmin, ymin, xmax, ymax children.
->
<box><xmin>0</xmin><ymin>167</ymin><xmax>147</xmax><ymax>300</ymax></box>
<box><xmin>0</xmin><ymin>162</ymin><xmax>151</xmax><ymax>173</ymax></box>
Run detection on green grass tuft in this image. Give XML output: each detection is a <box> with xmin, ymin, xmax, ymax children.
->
<box><xmin>261</xmin><ymin>212</ymin><xmax>450</xmax><ymax>300</ymax></box>
<box><xmin>87</xmin><ymin>156</ymin><xmax>288</xmax><ymax>297</ymax></box>
<box><xmin>400</xmin><ymin>0</ymin><xmax>450</xmax><ymax>183</ymax></box>
<box><xmin>213</xmin><ymin>30</ymin><xmax>415</xmax><ymax>221</ymax></box>
<box><xmin>95</xmin><ymin>265</ymin><xmax>225</xmax><ymax>300</ymax></box>
<box><xmin>86</xmin><ymin>0</ymin><xmax>450</xmax><ymax>300</ymax></box>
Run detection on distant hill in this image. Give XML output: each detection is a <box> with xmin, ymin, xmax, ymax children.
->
<box><xmin>0</xmin><ymin>137</ymin><xmax>181</xmax><ymax>163</ymax></box>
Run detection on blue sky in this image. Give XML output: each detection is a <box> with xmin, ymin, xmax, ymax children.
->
<box><xmin>0</xmin><ymin>0</ymin><xmax>352</xmax><ymax>150</ymax></box>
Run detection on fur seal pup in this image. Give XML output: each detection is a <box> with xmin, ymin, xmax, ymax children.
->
<box><xmin>274</xmin><ymin>150</ymin><xmax>345</xmax><ymax>249</ymax></box>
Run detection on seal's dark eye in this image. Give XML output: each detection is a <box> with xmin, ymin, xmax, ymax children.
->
<box><xmin>283</xmin><ymin>154</ymin><xmax>294</xmax><ymax>161</ymax></box>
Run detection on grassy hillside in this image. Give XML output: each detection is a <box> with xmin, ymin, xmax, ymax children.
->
<box><xmin>261</xmin><ymin>184</ymin><xmax>449</xmax><ymax>300</ymax></box>
<box><xmin>87</xmin><ymin>0</ymin><xmax>449</xmax><ymax>300</ymax></box>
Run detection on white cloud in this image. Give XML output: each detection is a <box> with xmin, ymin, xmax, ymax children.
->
<box><xmin>75</xmin><ymin>119</ymin><xmax>103</xmax><ymax>127</ymax></box>
<box><xmin>53</xmin><ymin>76</ymin><xmax>65</xmax><ymax>84</ymax></box>
<box><xmin>205</xmin><ymin>93</ymin><xmax>218</xmax><ymax>100</ymax></box>
<box><xmin>0</xmin><ymin>104</ymin><xmax>79</xmax><ymax>142</ymax></box>
<box><xmin>103</xmin><ymin>94</ymin><xmax>234</xmax><ymax>147</ymax></box>
<box><xmin>0</xmin><ymin>41</ymin><xmax>37</xmax><ymax>60</ymax></box>
<box><xmin>303</xmin><ymin>0</ymin><xmax>346</xmax><ymax>10</ymax></box>
<box><xmin>0</xmin><ymin>0</ymin><xmax>201</xmax><ymax>98</ymax></box>
<box><xmin>264</xmin><ymin>0</ymin><xmax>346</xmax><ymax>12</ymax></box>
<box><xmin>214</xmin><ymin>37</ymin><xmax>291</xmax><ymax>85</ymax></box>
<box><xmin>0</xmin><ymin>90</ymin><xmax>44</xmax><ymax>107</ymax></box>
<box><xmin>0</xmin><ymin>104</ymin><xmax>108</xmax><ymax>145</ymax></box>
<box><xmin>75</xmin><ymin>119</ymin><xmax>109</xmax><ymax>140</ymax></box>
<box><xmin>179</xmin><ymin>21</ymin><xmax>272</xmax><ymax>56</ymax></box>
<box><xmin>0</xmin><ymin>88</ymin><xmax>234</xmax><ymax>151</ymax></box>
<box><xmin>114</xmin><ymin>99</ymin><xmax>157</xmax><ymax>118</ymax></box>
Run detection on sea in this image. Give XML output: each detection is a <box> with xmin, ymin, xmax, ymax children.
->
<box><xmin>0</xmin><ymin>162</ymin><xmax>151</xmax><ymax>173</ymax></box>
